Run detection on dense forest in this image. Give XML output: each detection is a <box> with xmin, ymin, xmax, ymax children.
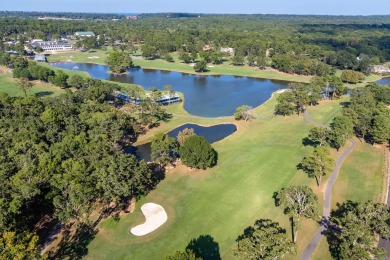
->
<box><xmin>1</xmin><ymin>13</ymin><xmax>390</xmax><ymax>75</ymax></box>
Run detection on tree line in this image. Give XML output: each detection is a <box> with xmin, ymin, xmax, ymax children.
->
<box><xmin>2</xmin><ymin>15</ymin><xmax>390</xmax><ymax>75</ymax></box>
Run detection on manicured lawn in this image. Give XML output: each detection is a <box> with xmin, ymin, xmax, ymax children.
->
<box><xmin>312</xmin><ymin>139</ymin><xmax>385</xmax><ymax>259</ymax></box>
<box><xmin>47</xmin><ymin>49</ymin><xmax>311</xmax><ymax>83</ymax></box>
<box><xmin>86</xmin><ymin>95</ymin><xmax>353</xmax><ymax>260</ymax></box>
<box><xmin>0</xmin><ymin>71</ymin><xmax>65</xmax><ymax>97</ymax></box>
<box><xmin>332</xmin><ymin>139</ymin><xmax>384</xmax><ymax>207</ymax></box>
<box><xmin>306</xmin><ymin>96</ymin><xmax>349</xmax><ymax>126</ymax></box>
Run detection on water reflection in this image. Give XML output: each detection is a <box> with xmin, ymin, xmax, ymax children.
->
<box><xmin>50</xmin><ymin>62</ymin><xmax>289</xmax><ymax>117</ymax></box>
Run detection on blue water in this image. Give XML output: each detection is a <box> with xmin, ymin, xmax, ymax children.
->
<box><xmin>125</xmin><ymin>123</ymin><xmax>237</xmax><ymax>161</ymax></box>
<box><xmin>50</xmin><ymin>62</ymin><xmax>288</xmax><ymax>117</ymax></box>
<box><xmin>377</xmin><ymin>77</ymin><xmax>390</xmax><ymax>86</ymax></box>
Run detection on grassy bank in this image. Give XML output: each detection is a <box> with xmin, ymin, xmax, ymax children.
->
<box><xmin>0</xmin><ymin>67</ymin><xmax>65</xmax><ymax>97</ymax></box>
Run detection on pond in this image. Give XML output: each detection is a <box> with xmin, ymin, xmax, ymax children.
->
<box><xmin>124</xmin><ymin>123</ymin><xmax>237</xmax><ymax>161</ymax></box>
<box><xmin>377</xmin><ymin>77</ymin><xmax>390</xmax><ymax>86</ymax></box>
<box><xmin>50</xmin><ymin>62</ymin><xmax>289</xmax><ymax>117</ymax></box>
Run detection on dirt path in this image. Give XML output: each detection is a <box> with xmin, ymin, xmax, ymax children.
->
<box><xmin>300</xmin><ymin>110</ymin><xmax>356</xmax><ymax>260</ymax></box>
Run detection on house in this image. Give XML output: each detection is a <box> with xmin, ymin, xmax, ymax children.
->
<box><xmin>75</xmin><ymin>31</ymin><xmax>95</xmax><ymax>37</ymax></box>
<box><xmin>34</xmin><ymin>54</ymin><xmax>46</xmax><ymax>62</ymax></box>
<box><xmin>30</xmin><ymin>41</ymin><xmax>73</xmax><ymax>52</ymax></box>
<box><xmin>220</xmin><ymin>47</ymin><xmax>234</xmax><ymax>55</ymax></box>
<box><xmin>371</xmin><ymin>65</ymin><xmax>390</xmax><ymax>74</ymax></box>
<box><xmin>127</xmin><ymin>16</ymin><xmax>138</xmax><ymax>20</ymax></box>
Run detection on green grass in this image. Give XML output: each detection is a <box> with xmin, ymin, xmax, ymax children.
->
<box><xmin>47</xmin><ymin>49</ymin><xmax>311</xmax><ymax>83</ymax></box>
<box><xmin>332</xmin><ymin>140</ymin><xmax>384</xmax><ymax>207</ymax></box>
<box><xmin>312</xmin><ymin>139</ymin><xmax>385</xmax><ymax>260</ymax></box>
<box><xmin>0</xmin><ymin>71</ymin><xmax>65</xmax><ymax>97</ymax></box>
<box><xmin>335</xmin><ymin>69</ymin><xmax>383</xmax><ymax>88</ymax></box>
<box><xmin>85</xmin><ymin>95</ymin><xmax>352</xmax><ymax>260</ymax></box>
<box><xmin>306</xmin><ymin>96</ymin><xmax>349</xmax><ymax>126</ymax></box>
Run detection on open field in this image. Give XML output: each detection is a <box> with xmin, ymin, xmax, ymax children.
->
<box><xmin>47</xmin><ymin>49</ymin><xmax>312</xmax><ymax>83</ymax></box>
<box><xmin>0</xmin><ymin>68</ymin><xmax>66</xmax><ymax>97</ymax></box>
<box><xmin>83</xmin><ymin>91</ymin><xmax>383</xmax><ymax>259</ymax></box>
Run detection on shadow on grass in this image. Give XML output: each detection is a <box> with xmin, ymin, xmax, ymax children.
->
<box><xmin>186</xmin><ymin>235</ymin><xmax>221</xmax><ymax>260</ymax></box>
<box><xmin>47</xmin><ymin>222</ymin><xmax>97</xmax><ymax>259</ymax></box>
<box><xmin>302</xmin><ymin>137</ymin><xmax>319</xmax><ymax>147</ymax></box>
<box><xmin>35</xmin><ymin>91</ymin><xmax>54</xmax><ymax>97</ymax></box>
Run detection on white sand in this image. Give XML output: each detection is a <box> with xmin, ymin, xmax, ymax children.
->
<box><xmin>130</xmin><ymin>203</ymin><xmax>168</xmax><ymax>236</ymax></box>
<box><xmin>276</xmin><ymin>89</ymin><xmax>288</xmax><ymax>94</ymax></box>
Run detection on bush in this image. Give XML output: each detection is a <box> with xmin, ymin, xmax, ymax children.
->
<box><xmin>341</xmin><ymin>70</ymin><xmax>365</xmax><ymax>84</ymax></box>
<box><xmin>179</xmin><ymin>135</ymin><xmax>217</xmax><ymax>169</ymax></box>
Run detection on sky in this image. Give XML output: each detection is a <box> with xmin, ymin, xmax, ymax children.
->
<box><xmin>0</xmin><ymin>0</ymin><xmax>389</xmax><ymax>15</ymax></box>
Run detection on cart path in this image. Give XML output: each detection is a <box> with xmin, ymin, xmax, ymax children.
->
<box><xmin>300</xmin><ymin>110</ymin><xmax>356</xmax><ymax>260</ymax></box>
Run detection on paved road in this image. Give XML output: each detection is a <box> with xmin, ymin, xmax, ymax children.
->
<box><xmin>300</xmin><ymin>110</ymin><xmax>356</xmax><ymax>260</ymax></box>
<box><xmin>378</xmin><ymin>141</ymin><xmax>390</xmax><ymax>258</ymax></box>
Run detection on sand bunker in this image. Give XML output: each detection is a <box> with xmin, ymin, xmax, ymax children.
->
<box><xmin>130</xmin><ymin>203</ymin><xmax>168</xmax><ymax>236</ymax></box>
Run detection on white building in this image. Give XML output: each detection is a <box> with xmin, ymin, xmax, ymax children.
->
<box><xmin>30</xmin><ymin>41</ymin><xmax>73</xmax><ymax>51</ymax></box>
<box><xmin>75</xmin><ymin>31</ymin><xmax>95</xmax><ymax>37</ymax></box>
<box><xmin>220</xmin><ymin>47</ymin><xmax>235</xmax><ymax>55</ymax></box>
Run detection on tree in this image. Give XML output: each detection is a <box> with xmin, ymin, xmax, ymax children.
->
<box><xmin>179</xmin><ymin>51</ymin><xmax>192</xmax><ymax>63</ymax></box>
<box><xmin>340</xmin><ymin>70</ymin><xmax>365</xmax><ymax>84</ymax></box>
<box><xmin>177</xmin><ymin>128</ymin><xmax>195</xmax><ymax>145</ymax></box>
<box><xmin>67</xmin><ymin>74</ymin><xmax>85</xmax><ymax>89</ymax></box>
<box><xmin>16</xmin><ymin>77</ymin><xmax>33</xmax><ymax>97</ymax></box>
<box><xmin>49</xmin><ymin>70</ymin><xmax>69</xmax><ymax>88</ymax></box>
<box><xmin>164</xmin><ymin>84</ymin><xmax>176</xmax><ymax>99</ymax></box>
<box><xmin>166</xmin><ymin>249</ymin><xmax>202</xmax><ymax>260</ymax></box>
<box><xmin>307</xmin><ymin>127</ymin><xmax>329</xmax><ymax>146</ymax></box>
<box><xmin>234</xmin><ymin>105</ymin><xmax>253</xmax><ymax>121</ymax></box>
<box><xmin>0</xmin><ymin>231</ymin><xmax>41</xmax><ymax>259</ymax></box>
<box><xmin>180</xmin><ymin>135</ymin><xmax>217</xmax><ymax>169</ymax></box>
<box><xmin>300</xmin><ymin>146</ymin><xmax>335</xmax><ymax>186</ymax></box>
<box><xmin>231</xmin><ymin>54</ymin><xmax>245</xmax><ymax>66</ymax></box>
<box><xmin>289</xmin><ymin>83</ymin><xmax>310</xmax><ymax>116</ymax></box>
<box><xmin>370</xmin><ymin>111</ymin><xmax>390</xmax><ymax>144</ymax></box>
<box><xmin>275</xmin><ymin>91</ymin><xmax>295</xmax><ymax>116</ymax></box>
<box><xmin>276</xmin><ymin>186</ymin><xmax>319</xmax><ymax>242</ymax></box>
<box><xmin>194</xmin><ymin>60</ymin><xmax>207</xmax><ymax>73</ymax></box>
<box><xmin>164</xmin><ymin>53</ymin><xmax>174</xmax><ymax>62</ymax></box>
<box><xmin>151</xmin><ymin>133</ymin><xmax>179</xmax><ymax>166</ymax></box>
<box><xmin>329</xmin><ymin>116</ymin><xmax>354</xmax><ymax>151</ymax></box>
<box><xmin>106</xmin><ymin>50</ymin><xmax>133</xmax><ymax>73</ymax></box>
<box><xmin>234</xmin><ymin>219</ymin><xmax>297</xmax><ymax>259</ymax></box>
<box><xmin>326</xmin><ymin>201</ymin><xmax>390</xmax><ymax>259</ymax></box>
<box><xmin>142</xmin><ymin>44</ymin><xmax>158</xmax><ymax>60</ymax></box>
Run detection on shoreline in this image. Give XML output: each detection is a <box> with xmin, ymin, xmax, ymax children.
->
<box><xmin>47</xmin><ymin>59</ymin><xmax>311</xmax><ymax>83</ymax></box>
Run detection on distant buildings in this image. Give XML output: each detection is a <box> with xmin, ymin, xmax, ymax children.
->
<box><xmin>75</xmin><ymin>31</ymin><xmax>95</xmax><ymax>37</ymax></box>
<box><xmin>113</xmin><ymin>91</ymin><xmax>181</xmax><ymax>105</ymax></box>
<box><xmin>34</xmin><ymin>54</ymin><xmax>46</xmax><ymax>62</ymax></box>
<box><xmin>371</xmin><ymin>65</ymin><xmax>390</xmax><ymax>74</ymax></box>
<box><xmin>126</xmin><ymin>16</ymin><xmax>138</xmax><ymax>20</ymax></box>
<box><xmin>30</xmin><ymin>41</ymin><xmax>73</xmax><ymax>51</ymax></box>
<box><xmin>220</xmin><ymin>47</ymin><xmax>235</xmax><ymax>55</ymax></box>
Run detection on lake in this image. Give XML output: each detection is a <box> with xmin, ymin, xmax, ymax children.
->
<box><xmin>125</xmin><ymin>123</ymin><xmax>237</xmax><ymax>161</ymax></box>
<box><xmin>377</xmin><ymin>77</ymin><xmax>390</xmax><ymax>86</ymax></box>
<box><xmin>50</xmin><ymin>62</ymin><xmax>289</xmax><ymax>117</ymax></box>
